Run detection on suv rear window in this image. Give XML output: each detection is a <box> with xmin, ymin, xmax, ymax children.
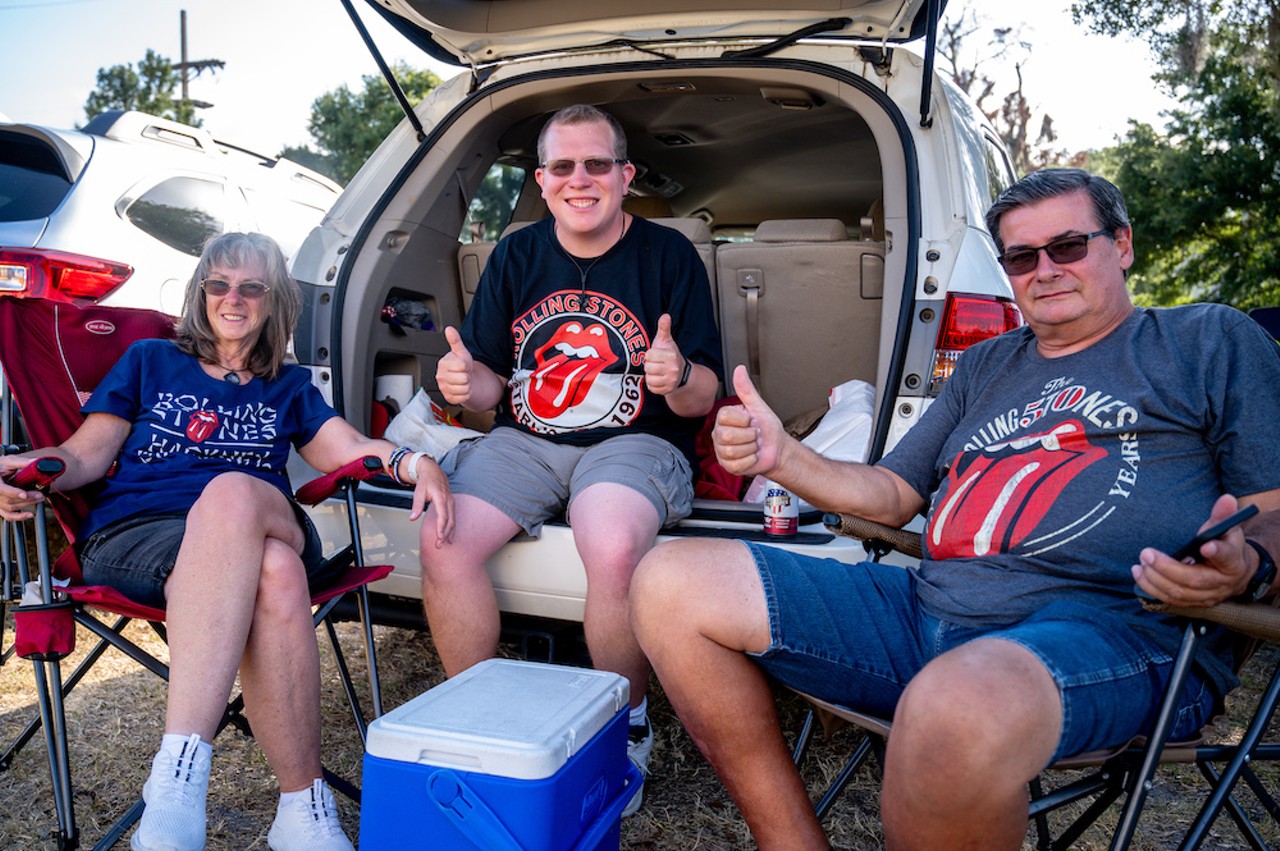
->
<box><xmin>0</xmin><ymin>133</ymin><xmax>73</xmax><ymax>222</ymax></box>
<box><xmin>123</xmin><ymin>176</ymin><xmax>225</xmax><ymax>256</ymax></box>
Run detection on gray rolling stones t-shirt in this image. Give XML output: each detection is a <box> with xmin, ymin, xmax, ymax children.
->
<box><xmin>879</xmin><ymin>304</ymin><xmax>1280</xmax><ymax>695</ymax></box>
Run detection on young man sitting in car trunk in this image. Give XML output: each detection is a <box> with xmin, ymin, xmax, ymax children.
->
<box><xmin>416</xmin><ymin>104</ymin><xmax>723</xmax><ymax>815</ymax></box>
<box><xmin>630</xmin><ymin>168</ymin><xmax>1280</xmax><ymax>849</ymax></box>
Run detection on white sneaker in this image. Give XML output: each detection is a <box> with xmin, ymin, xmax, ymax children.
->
<box><xmin>131</xmin><ymin>734</ymin><xmax>210</xmax><ymax>851</ymax></box>
<box><xmin>622</xmin><ymin>719</ymin><xmax>654</xmax><ymax>818</ymax></box>
<box><xmin>267</xmin><ymin>779</ymin><xmax>354</xmax><ymax>851</ymax></box>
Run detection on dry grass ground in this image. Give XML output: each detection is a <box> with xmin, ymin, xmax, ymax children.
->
<box><xmin>5</xmin><ymin>408</ymin><xmax>1278</xmax><ymax>851</ymax></box>
<box><xmin>2</xmin><ymin>605</ymin><xmax>1278</xmax><ymax>849</ymax></box>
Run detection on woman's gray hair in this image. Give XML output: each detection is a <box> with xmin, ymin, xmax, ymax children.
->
<box><xmin>985</xmin><ymin>169</ymin><xmax>1130</xmax><ymax>254</ymax></box>
<box><xmin>174</xmin><ymin>232</ymin><xmax>300</xmax><ymax>381</ymax></box>
<box><xmin>537</xmin><ymin>104</ymin><xmax>629</xmax><ymax>163</ymax></box>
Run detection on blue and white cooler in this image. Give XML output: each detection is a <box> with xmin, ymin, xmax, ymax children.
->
<box><xmin>359</xmin><ymin>658</ymin><xmax>640</xmax><ymax>850</ymax></box>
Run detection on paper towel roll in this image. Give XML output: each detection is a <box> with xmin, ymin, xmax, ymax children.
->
<box><xmin>374</xmin><ymin>375</ymin><xmax>414</xmax><ymax>410</ymax></box>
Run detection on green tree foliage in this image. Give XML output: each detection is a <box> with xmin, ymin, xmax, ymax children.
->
<box><xmin>291</xmin><ymin>64</ymin><xmax>442</xmax><ymax>185</ymax></box>
<box><xmin>83</xmin><ymin>49</ymin><xmax>197</xmax><ymax>127</ymax></box>
<box><xmin>1077</xmin><ymin>1</ymin><xmax>1279</xmax><ymax>308</ymax></box>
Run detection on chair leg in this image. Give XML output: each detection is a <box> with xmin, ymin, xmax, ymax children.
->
<box><xmin>32</xmin><ymin>656</ymin><xmax>78</xmax><ymax>849</ymax></box>
<box><xmin>1108</xmin><ymin>621</ymin><xmax>1206</xmax><ymax>851</ymax></box>
<box><xmin>1</xmin><ymin>620</ymin><xmax>127</xmax><ymax>769</ymax></box>
<box><xmin>354</xmin><ymin>584</ymin><xmax>383</xmax><ymax>718</ymax></box>
<box><xmin>1180</xmin><ymin>658</ymin><xmax>1280</xmax><ymax>850</ymax></box>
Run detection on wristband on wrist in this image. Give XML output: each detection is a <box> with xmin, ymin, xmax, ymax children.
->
<box><xmin>405</xmin><ymin>451</ymin><xmax>434</xmax><ymax>485</ymax></box>
<box><xmin>677</xmin><ymin>356</ymin><xmax>693</xmax><ymax>389</ymax></box>
<box><xmin>1242</xmin><ymin>539</ymin><xmax>1277</xmax><ymax>602</ymax></box>
<box><xmin>386</xmin><ymin>446</ymin><xmax>412</xmax><ymax>486</ymax></box>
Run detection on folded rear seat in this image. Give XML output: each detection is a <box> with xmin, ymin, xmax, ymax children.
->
<box><xmin>714</xmin><ymin>218</ymin><xmax>884</xmax><ymax>422</ymax></box>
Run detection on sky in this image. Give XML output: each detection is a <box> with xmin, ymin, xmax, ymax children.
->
<box><xmin>0</xmin><ymin>0</ymin><xmax>1179</xmax><ymax>159</ymax></box>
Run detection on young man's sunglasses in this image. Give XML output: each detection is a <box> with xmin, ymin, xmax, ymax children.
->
<box><xmin>540</xmin><ymin>158</ymin><xmax>629</xmax><ymax>177</ymax></box>
<box><xmin>201</xmin><ymin>279</ymin><xmax>271</xmax><ymax>299</ymax></box>
<box><xmin>997</xmin><ymin>230</ymin><xmax>1114</xmax><ymax>275</ymax></box>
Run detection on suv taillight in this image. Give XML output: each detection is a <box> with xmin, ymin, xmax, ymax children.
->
<box><xmin>0</xmin><ymin>248</ymin><xmax>133</xmax><ymax>304</ymax></box>
<box><xmin>928</xmin><ymin>292</ymin><xmax>1023</xmax><ymax>395</ymax></box>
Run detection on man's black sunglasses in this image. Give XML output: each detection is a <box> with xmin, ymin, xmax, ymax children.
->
<box><xmin>997</xmin><ymin>230</ymin><xmax>1114</xmax><ymax>275</ymax></box>
<box><xmin>540</xmin><ymin>158</ymin><xmax>628</xmax><ymax>177</ymax></box>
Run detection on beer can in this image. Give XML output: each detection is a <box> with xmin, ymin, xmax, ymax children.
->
<box><xmin>762</xmin><ymin>480</ymin><xmax>799</xmax><ymax>537</ymax></box>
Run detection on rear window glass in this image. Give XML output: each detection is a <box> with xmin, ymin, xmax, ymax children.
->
<box><xmin>124</xmin><ymin>176</ymin><xmax>225</xmax><ymax>256</ymax></box>
<box><xmin>0</xmin><ymin>134</ymin><xmax>73</xmax><ymax>221</ymax></box>
<box><xmin>243</xmin><ymin>187</ymin><xmax>330</xmax><ymax>257</ymax></box>
<box><xmin>462</xmin><ymin>163</ymin><xmax>525</xmax><ymax>243</ymax></box>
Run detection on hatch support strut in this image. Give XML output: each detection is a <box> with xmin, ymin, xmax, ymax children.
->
<box><xmin>339</xmin><ymin>0</ymin><xmax>426</xmax><ymax>142</ymax></box>
<box><xmin>919</xmin><ymin>0</ymin><xmax>941</xmax><ymax>128</ymax></box>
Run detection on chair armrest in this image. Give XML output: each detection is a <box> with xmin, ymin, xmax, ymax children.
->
<box><xmin>823</xmin><ymin>512</ymin><xmax>924</xmax><ymax>560</ymax></box>
<box><xmin>1141</xmin><ymin>598</ymin><xmax>1280</xmax><ymax>645</ymax></box>
<box><xmin>6</xmin><ymin>457</ymin><xmax>65</xmax><ymax>490</ymax></box>
<box><xmin>295</xmin><ymin>456</ymin><xmax>383</xmax><ymax>506</ymax></box>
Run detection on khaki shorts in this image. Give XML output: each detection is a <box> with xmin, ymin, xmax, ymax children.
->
<box><xmin>440</xmin><ymin>426</ymin><xmax>694</xmax><ymax>535</ymax></box>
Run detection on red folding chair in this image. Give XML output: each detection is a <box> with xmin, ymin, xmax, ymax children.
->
<box><xmin>0</xmin><ymin>298</ymin><xmax>392</xmax><ymax>850</ymax></box>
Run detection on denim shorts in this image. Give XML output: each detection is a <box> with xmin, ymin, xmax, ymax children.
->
<box><xmin>441</xmin><ymin>427</ymin><xmax>694</xmax><ymax>535</ymax></box>
<box><xmin>745</xmin><ymin>543</ymin><xmax>1217</xmax><ymax>763</ymax></box>
<box><xmin>78</xmin><ymin>502</ymin><xmax>331</xmax><ymax>609</ymax></box>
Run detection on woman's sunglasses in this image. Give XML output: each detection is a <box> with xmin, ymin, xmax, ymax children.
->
<box><xmin>997</xmin><ymin>230</ymin><xmax>1113</xmax><ymax>275</ymax></box>
<box><xmin>539</xmin><ymin>158</ymin><xmax>628</xmax><ymax>177</ymax></box>
<box><xmin>201</xmin><ymin>279</ymin><xmax>270</xmax><ymax>299</ymax></box>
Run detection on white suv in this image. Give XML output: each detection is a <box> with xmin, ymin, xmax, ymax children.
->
<box><xmin>290</xmin><ymin>0</ymin><xmax>1021</xmax><ymax>625</ymax></box>
<box><xmin>0</xmin><ymin>110</ymin><xmax>340</xmax><ymax>315</ymax></box>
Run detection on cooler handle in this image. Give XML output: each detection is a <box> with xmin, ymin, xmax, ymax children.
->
<box><xmin>427</xmin><ymin>769</ymin><xmax>525</xmax><ymax>851</ymax></box>
<box><xmin>568</xmin><ymin>761</ymin><xmax>644</xmax><ymax>851</ymax></box>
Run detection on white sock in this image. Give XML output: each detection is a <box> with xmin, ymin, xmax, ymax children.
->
<box><xmin>279</xmin><ymin>779</ymin><xmax>324</xmax><ymax>809</ymax></box>
<box><xmin>159</xmin><ymin>732</ymin><xmax>212</xmax><ymax>765</ymax></box>
<box><xmin>629</xmin><ymin>697</ymin><xmax>648</xmax><ymax>728</ymax></box>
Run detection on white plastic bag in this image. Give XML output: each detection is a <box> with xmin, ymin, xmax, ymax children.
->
<box><xmin>744</xmin><ymin>379</ymin><xmax>875</xmax><ymax>505</ymax></box>
<box><xmin>384</xmin><ymin>389</ymin><xmax>484</xmax><ymax>459</ymax></box>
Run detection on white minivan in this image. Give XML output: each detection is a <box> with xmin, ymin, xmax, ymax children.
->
<box><xmin>290</xmin><ymin>0</ymin><xmax>1022</xmax><ymax>630</ymax></box>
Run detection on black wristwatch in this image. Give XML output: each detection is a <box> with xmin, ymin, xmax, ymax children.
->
<box><xmin>676</xmin><ymin>356</ymin><xmax>693</xmax><ymax>389</ymax></box>
<box><xmin>1241</xmin><ymin>539</ymin><xmax>1277</xmax><ymax>602</ymax></box>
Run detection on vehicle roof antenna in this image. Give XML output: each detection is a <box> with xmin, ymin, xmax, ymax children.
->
<box><xmin>339</xmin><ymin>0</ymin><xmax>426</xmax><ymax>143</ymax></box>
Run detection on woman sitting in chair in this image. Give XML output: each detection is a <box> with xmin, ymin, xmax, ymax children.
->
<box><xmin>0</xmin><ymin>232</ymin><xmax>454</xmax><ymax>851</ymax></box>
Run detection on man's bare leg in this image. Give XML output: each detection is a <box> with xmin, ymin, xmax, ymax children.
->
<box><xmin>881</xmin><ymin>638</ymin><xmax>1061</xmax><ymax>851</ymax></box>
<box><xmin>633</xmin><ymin>538</ymin><xmax>830</xmax><ymax>850</ymax></box>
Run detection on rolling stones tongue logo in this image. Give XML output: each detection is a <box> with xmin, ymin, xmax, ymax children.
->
<box><xmin>186</xmin><ymin>410</ymin><xmax>220</xmax><ymax>443</ymax></box>
<box><xmin>527</xmin><ymin>321</ymin><xmax>620</xmax><ymax>420</ymax></box>
<box><xmin>927</xmin><ymin>420</ymin><xmax>1107</xmax><ymax>558</ymax></box>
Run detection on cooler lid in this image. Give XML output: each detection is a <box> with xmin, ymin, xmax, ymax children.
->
<box><xmin>366</xmin><ymin>659</ymin><xmax>630</xmax><ymax>780</ymax></box>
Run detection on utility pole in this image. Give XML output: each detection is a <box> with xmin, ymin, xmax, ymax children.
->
<box><xmin>172</xmin><ymin>10</ymin><xmax>224</xmax><ymax>110</ymax></box>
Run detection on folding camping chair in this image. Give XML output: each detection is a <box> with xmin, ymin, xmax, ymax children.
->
<box><xmin>788</xmin><ymin>512</ymin><xmax>1280</xmax><ymax>850</ymax></box>
<box><xmin>0</xmin><ymin>297</ymin><xmax>394</xmax><ymax>850</ymax></box>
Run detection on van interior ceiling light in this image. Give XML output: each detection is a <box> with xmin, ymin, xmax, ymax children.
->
<box><xmin>0</xmin><ymin>249</ymin><xmax>134</xmax><ymax>303</ymax></box>
<box><xmin>928</xmin><ymin>293</ymin><xmax>1023</xmax><ymax>395</ymax></box>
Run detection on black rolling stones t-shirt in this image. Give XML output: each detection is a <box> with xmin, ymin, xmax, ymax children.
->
<box><xmin>461</xmin><ymin>216</ymin><xmax>722</xmax><ymax>467</ymax></box>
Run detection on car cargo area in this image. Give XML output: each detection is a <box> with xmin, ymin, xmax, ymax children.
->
<box><xmin>295</xmin><ymin>60</ymin><xmax>935</xmax><ymax>621</ymax></box>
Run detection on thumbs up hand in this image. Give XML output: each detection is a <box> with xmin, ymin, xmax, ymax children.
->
<box><xmin>713</xmin><ymin>365</ymin><xmax>786</xmax><ymax>476</ymax></box>
<box><xmin>644</xmin><ymin>313</ymin><xmax>685</xmax><ymax>396</ymax></box>
<box><xmin>436</xmin><ymin>326</ymin><xmax>476</xmax><ymax>405</ymax></box>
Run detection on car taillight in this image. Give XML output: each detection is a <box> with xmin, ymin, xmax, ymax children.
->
<box><xmin>0</xmin><ymin>248</ymin><xmax>133</xmax><ymax>304</ymax></box>
<box><xmin>928</xmin><ymin>293</ymin><xmax>1023</xmax><ymax>395</ymax></box>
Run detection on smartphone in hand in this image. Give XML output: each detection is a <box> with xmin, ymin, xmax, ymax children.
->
<box><xmin>1134</xmin><ymin>504</ymin><xmax>1258</xmax><ymax>601</ymax></box>
<box><xmin>1172</xmin><ymin>504</ymin><xmax>1258</xmax><ymax>562</ymax></box>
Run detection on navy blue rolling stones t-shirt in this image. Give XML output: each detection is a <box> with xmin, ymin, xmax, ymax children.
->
<box><xmin>79</xmin><ymin>339</ymin><xmax>336</xmax><ymax>539</ymax></box>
